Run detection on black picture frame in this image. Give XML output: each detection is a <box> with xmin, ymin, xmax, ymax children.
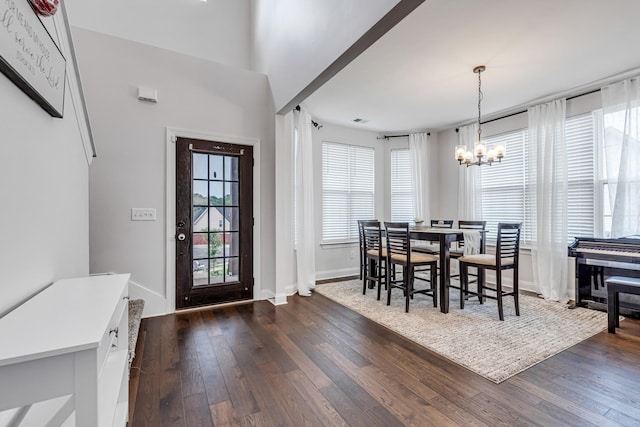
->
<box><xmin>0</xmin><ymin>0</ymin><xmax>66</xmax><ymax>118</ymax></box>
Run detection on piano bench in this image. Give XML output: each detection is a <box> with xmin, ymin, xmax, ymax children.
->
<box><xmin>606</xmin><ymin>276</ymin><xmax>640</xmax><ymax>333</ymax></box>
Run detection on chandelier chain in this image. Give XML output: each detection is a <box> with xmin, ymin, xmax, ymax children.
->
<box><xmin>477</xmin><ymin>68</ymin><xmax>483</xmax><ymax>141</ymax></box>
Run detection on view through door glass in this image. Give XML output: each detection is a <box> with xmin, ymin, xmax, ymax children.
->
<box><xmin>176</xmin><ymin>138</ymin><xmax>253</xmax><ymax>309</ymax></box>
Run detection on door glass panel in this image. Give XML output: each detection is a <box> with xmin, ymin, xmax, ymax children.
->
<box><xmin>208</xmin><ymin>209</ymin><xmax>225</xmax><ymax>231</ymax></box>
<box><xmin>210</xmin><ymin>258</ymin><xmax>225</xmax><ymax>284</ymax></box>
<box><xmin>193</xmin><ymin>207</ymin><xmax>208</xmax><ymax>231</ymax></box>
<box><xmin>226</xmin><ymin>257</ymin><xmax>239</xmax><ymax>282</ymax></box>
<box><xmin>209</xmin><ymin>155</ymin><xmax>224</xmax><ymax>180</ymax></box>
<box><xmin>228</xmin><ymin>207</ymin><xmax>239</xmax><ymax>231</ymax></box>
<box><xmin>209</xmin><ymin>182</ymin><xmax>224</xmax><ymax>206</ymax></box>
<box><xmin>209</xmin><ymin>232</ymin><xmax>224</xmax><ymax>258</ymax></box>
<box><xmin>192</xmin><ymin>233</ymin><xmax>208</xmax><ymax>260</ymax></box>
<box><xmin>193</xmin><ymin>181</ymin><xmax>208</xmax><ymax>206</ymax></box>
<box><xmin>226</xmin><ymin>232</ymin><xmax>239</xmax><ymax>257</ymax></box>
<box><xmin>193</xmin><ymin>153</ymin><xmax>208</xmax><ymax>179</ymax></box>
<box><xmin>193</xmin><ymin>259</ymin><xmax>208</xmax><ymax>286</ymax></box>
<box><xmin>225</xmin><ymin>156</ymin><xmax>238</xmax><ymax>181</ymax></box>
<box><xmin>225</xmin><ymin>182</ymin><xmax>239</xmax><ymax>206</ymax></box>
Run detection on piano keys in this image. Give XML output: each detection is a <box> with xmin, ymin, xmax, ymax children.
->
<box><xmin>568</xmin><ymin>237</ymin><xmax>640</xmax><ymax>314</ymax></box>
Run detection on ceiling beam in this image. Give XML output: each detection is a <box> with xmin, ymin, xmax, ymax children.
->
<box><xmin>277</xmin><ymin>0</ymin><xmax>425</xmax><ymax>115</ymax></box>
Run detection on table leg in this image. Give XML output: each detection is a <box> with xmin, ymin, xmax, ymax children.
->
<box><xmin>439</xmin><ymin>235</ymin><xmax>451</xmax><ymax>313</ymax></box>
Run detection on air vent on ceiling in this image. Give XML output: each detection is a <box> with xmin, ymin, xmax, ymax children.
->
<box><xmin>353</xmin><ymin>118</ymin><xmax>369</xmax><ymax>124</ymax></box>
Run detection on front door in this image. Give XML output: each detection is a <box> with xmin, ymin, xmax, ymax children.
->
<box><xmin>175</xmin><ymin>137</ymin><xmax>253</xmax><ymax>309</ymax></box>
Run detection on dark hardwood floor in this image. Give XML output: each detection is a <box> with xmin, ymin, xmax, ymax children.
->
<box><xmin>129</xmin><ymin>289</ymin><xmax>640</xmax><ymax>426</ymax></box>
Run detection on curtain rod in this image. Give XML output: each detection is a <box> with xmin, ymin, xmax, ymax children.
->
<box><xmin>294</xmin><ymin>105</ymin><xmax>323</xmax><ymax>129</ymax></box>
<box><xmin>455</xmin><ymin>88</ymin><xmax>602</xmax><ymax>132</ymax></box>
<box><xmin>377</xmin><ymin>132</ymin><xmax>430</xmax><ymax>140</ymax></box>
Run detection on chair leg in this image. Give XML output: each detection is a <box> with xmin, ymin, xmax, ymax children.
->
<box><xmin>497</xmin><ymin>270</ymin><xmax>504</xmax><ymax>321</ymax></box>
<box><xmin>478</xmin><ymin>269</ymin><xmax>484</xmax><ymax>304</ymax></box>
<box><xmin>460</xmin><ymin>263</ymin><xmax>467</xmax><ymax>309</ymax></box>
<box><xmin>387</xmin><ymin>263</ymin><xmax>393</xmax><ymax>306</ymax></box>
<box><xmin>377</xmin><ymin>260</ymin><xmax>384</xmax><ymax>301</ymax></box>
<box><xmin>431</xmin><ymin>263</ymin><xmax>437</xmax><ymax>307</ymax></box>
<box><xmin>405</xmin><ymin>269</ymin><xmax>412</xmax><ymax>313</ymax></box>
<box><xmin>362</xmin><ymin>258</ymin><xmax>368</xmax><ymax>295</ymax></box>
<box><xmin>513</xmin><ymin>266</ymin><xmax>520</xmax><ymax>316</ymax></box>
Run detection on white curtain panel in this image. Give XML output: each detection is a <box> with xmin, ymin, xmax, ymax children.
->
<box><xmin>408</xmin><ymin>132</ymin><xmax>430</xmax><ymax>221</ymax></box>
<box><xmin>294</xmin><ymin>108</ymin><xmax>316</xmax><ymax>296</ymax></box>
<box><xmin>528</xmin><ymin>99</ymin><xmax>568</xmax><ymax>301</ymax></box>
<box><xmin>602</xmin><ymin>77</ymin><xmax>640</xmax><ymax>238</ymax></box>
<box><xmin>457</xmin><ymin>124</ymin><xmax>482</xmax><ymax>220</ymax></box>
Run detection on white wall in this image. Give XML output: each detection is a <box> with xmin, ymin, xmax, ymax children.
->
<box><xmin>251</xmin><ymin>0</ymin><xmax>400</xmax><ymax>111</ymax></box>
<box><xmin>312</xmin><ymin>124</ymin><xmax>386</xmax><ymax>279</ymax></box>
<box><xmin>65</xmin><ymin>0</ymin><xmax>252</xmax><ymax>70</ymax></box>
<box><xmin>72</xmin><ymin>28</ymin><xmax>275</xmax><ymax>316</ymax></box>
<box><xmin>0</xmin><ymin>12</ymin><xmax>90</xmax><ymax>317</ymax></box>
<box><xmin>435</xmin><ymin>91</ymin><xmax>603</xmax><ymax>297</ymax></box>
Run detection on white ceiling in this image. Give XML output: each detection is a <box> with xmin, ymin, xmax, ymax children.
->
<box><xmin>303</xmin><ymin>0</ymin><xmax>640</xmax><ymax>133</ymax></box>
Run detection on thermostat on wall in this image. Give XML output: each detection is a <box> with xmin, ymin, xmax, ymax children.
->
<box><xmin>138</xmin><ymin>87</ymin><xmax>158</xmax><ymax>103</ymax></box>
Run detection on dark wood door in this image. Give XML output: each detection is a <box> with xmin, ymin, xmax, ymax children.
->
<box><xmin>176</xmin><ymin>137</ymin><xmax>253</xmax><ymax>309</ymax></box>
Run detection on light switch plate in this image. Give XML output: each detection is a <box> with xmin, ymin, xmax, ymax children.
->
<box><xmin>131</xmin><ymin>208</ymin><xmax>156</xmax><ymax>221</ymax></box>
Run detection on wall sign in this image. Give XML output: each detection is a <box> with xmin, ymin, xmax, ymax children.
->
<box><xmin>0</xmin><ymin>0</ymin><xmax>66</xmax><ymax>117</ymax></box>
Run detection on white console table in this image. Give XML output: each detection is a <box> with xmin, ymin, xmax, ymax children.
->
<box><xmin>0</xmin><ymin>273</ymin><xmax>130</xmax><ymax>426</ymax></box>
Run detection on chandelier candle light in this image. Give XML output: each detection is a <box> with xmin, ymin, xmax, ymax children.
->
<box><xmin>455</xmin><ymin>66</ymin><xmax>506</xmax><ymax>166</ymax></box>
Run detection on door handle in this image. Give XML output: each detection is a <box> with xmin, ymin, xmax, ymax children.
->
<box><xmin>177</xmin><ymin>233</ymin><xmax>186</xmax><ymax>241</ymax></box>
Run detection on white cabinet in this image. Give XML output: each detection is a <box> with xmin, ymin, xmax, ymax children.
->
<box><xmin>0</xmin><ymin>274</ymin><xmax>130</xmax><ymax>427</ymax></box>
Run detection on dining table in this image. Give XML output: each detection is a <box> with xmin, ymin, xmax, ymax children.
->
<box><xmin>409</xmin><ymin>226</ymin><xmax>487</xmax><ymax>314</ymax></box>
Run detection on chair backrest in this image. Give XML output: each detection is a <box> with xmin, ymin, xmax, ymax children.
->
<box><xmin>457</xmin><ymin>220</ymin><xmax>487</xmax><ymax>250</ymax></box>
<box><xmin>358</xmin><ymin>220</ymin><xmax>366</xmax><ymax>248</ymax></box>
<box><xmin>458</xmin><ymin>220</ymin><xmax>486</xmax><ymax>230</ymax></box>
<box><xmin>428</xmin><ymin>220</ymin><xmax>453</xmax><ymax>244</ymax></box>
<box><xmin>496</xmin><ymin>223</ymin><xmax>522</xmax><ymax>266</ymax></box>
<box><xmin>384</xmin><ymin>222</ymin><xmax>410</xmax><ymax>259</ymax></box>
<box><xmin>430</xmin><ymin>219</ymin><xmax>454</xmax><ymax>229</ymax></box>
<box><xmin>362</xmin><ymin>220</ymin><xmax>383</xmax><ymax>257</ymax></box>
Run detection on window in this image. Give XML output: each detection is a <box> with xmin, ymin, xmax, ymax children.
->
<box><xmin>322</xmin><ymin>142</ymin><xmax>375</xmax><ymax>243</ymax></box>
<box><xmin>390</xmin><ymin>149</ymin><xmax>415</xmax><ymax>221</ymax></box>
<box><xmin>479</xmin><ymin>114</ymin><xmax>596</xmax><ymax>244</ymax></box>
<box><xmin>565</xmin><ymin>113</ymin><xmax>595</xmax><ymax>241</ymax></box>
<box><xmin>479</xmin><ymin>130</ymin><xmax>529</xmax><ymax>242</ymax></box>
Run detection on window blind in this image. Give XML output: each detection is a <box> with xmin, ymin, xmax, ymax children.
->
<box><xmin>390</xmin><ymin>149</ymin><xmax>415</xmax><ymax>222</ymax></box>
<box><xmin>322</xmin><ymin>142</ymin><xmax>375</xmax><ymax>242</ymax></box>
<box><xmin>565</xmin><ymin>113</ymin><xmax>595</xmax><ymax>242</ymax></box>
<box><xmin>480</xmin><ymin>130</ymin><xmax>528</xmax><ymax>242</ymax></box>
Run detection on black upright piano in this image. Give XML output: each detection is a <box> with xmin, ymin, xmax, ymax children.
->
<box><xmin>568</xmin><ymin>237</ymin><xmax>640</xmax><ymax>314</ymax></box>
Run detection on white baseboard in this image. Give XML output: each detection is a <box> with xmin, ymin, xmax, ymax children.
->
<box><xmin>261</xmin><ymin>288</ymin><xmax>292</xmax><ymax>305</ymax></box>
<box><xmin>316</xmin><ymin>267</ymin><xmax>359</xmax><ymax>281</ymax></box>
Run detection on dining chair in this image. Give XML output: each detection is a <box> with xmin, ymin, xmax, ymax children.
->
<box><xmin>458</xmin><ymin>222</ymin><xmax>522</xmax><ymax>321</ymax></box>
<box><xmin>384</xmin><ymin>222</ymin><xmax>438</xmax><ymax>312</ymax></box>
<box><xmin>450</xmin><ymin>220</ymin><xmax>487</xmax><ymax>282</ymax></box>
<box><xmin>413</xmin><ymin>219</ymin><xmax>454</xmax><ymax>255</ymax></box>
<box><xmin>362</xmin><ymin>220</ymin><xmax>387</xmax><ymax>300</ymax></box>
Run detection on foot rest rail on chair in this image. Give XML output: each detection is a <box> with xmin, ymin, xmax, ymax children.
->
<box><xmin>606</xmin><ymin>276</ymin><xmax>640</xmax><ymax>333</ymax></box>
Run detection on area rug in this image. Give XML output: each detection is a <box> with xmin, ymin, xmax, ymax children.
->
<box><xmin>128</xmin><ymin>298</ymin><xmax>145</xmax><ymax>369</ymax></box>
<box><xmin>314</xmin><ymin>279</ymin><xmax>608</xmax><ymax>383</ymax></box>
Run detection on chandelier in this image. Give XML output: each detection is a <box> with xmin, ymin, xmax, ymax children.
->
<box><xmin>455</xmin><ymin>65</ymin><xmax>506</xmax><ymax>166</ymax></box>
